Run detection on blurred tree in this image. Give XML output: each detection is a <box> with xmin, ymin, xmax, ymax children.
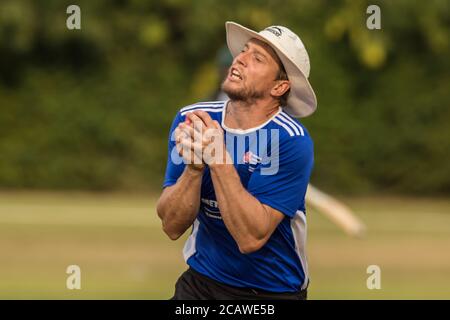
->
<box><xmin>0</xmin><ymin>0</ymin><xmax>448</xmax><ymax>194</ymax></box>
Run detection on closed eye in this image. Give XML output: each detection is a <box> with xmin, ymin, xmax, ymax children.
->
<box><xmin>254</xmin><ymin>54</ymin><xmax>264</xmax><ymax>63</ymax></box>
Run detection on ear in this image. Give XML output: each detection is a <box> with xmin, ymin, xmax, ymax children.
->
<box><xmin>270</xmin><ymin>80</ymin><xmax>290</xmax><ymax>99</ymax></box>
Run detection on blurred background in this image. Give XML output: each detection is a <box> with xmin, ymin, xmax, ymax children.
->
<box><xmin>0</xmin><ymin>0</ymin><xmax>449</xmax><ymax>299</ymax></box>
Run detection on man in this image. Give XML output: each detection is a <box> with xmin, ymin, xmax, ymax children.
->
<box><xmin>157</xmin><ymin>21</ymin><xmax>317</xmax><ymax>300</ymax></box>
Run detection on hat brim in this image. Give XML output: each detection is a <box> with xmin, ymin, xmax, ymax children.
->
<box><xmin>225</xmin><ymin>21</ymin><xmax>317</xmax><ymax>118</ymax></box>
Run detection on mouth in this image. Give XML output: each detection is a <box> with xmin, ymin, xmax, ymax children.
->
<box><xmin>229</xmin><ymin>67</ymin><xmax>243</xmax><ymax>81</ymax></box>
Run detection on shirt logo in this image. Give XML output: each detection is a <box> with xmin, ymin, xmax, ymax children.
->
<box><xmin>201</xmin><ymin>198</ymin><xmax>222</xmax><ymax>219</ymax></box>
<box><xmin>243</xmin><ymin>151</ymin><xmax>262</xmax><ymax>172</ymax></box>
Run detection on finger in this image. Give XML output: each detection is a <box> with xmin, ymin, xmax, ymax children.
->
<box><xmin>212</xmin><ymin>120</ymin><xmax>222</xmax><ymax>130</ymax></box>
<box><xmin>176</xmin><ymin>139</ymin><xmax>184</xmax><ymax>157</ymax></box>
<box><xmin>179</xmin><ymin>122</ymin><xmax>194</xmax><ymax>135</ymax></box>
<box><xmin>179</xmin><ymin>139</ymin><xmax>204</xmax><ymax>164</ymax></box>
<box><xmin>205</xmin><ymin>121</ymin><xmax>223</xmax><ymax>143</ymax></box>
<box><xmin>187</xmin><ymin>112</ymin><xmax>206</xmax><ymax>134</ymax></box>
<box><xmin>178</xmin><ymin>123</ymin><xmax>196</xmax><ymax>140</ymax></box>
<box><xmin>174</xmin><ymin>127</ymin><xmax>184</xmax><ymax>144</ymax></box>
<box><xmin>186</xmin><ymin>112</ymin><xmax>200</xmax><ymax>124</ymax></box>
<box><xmin>203</xmin><ymin>127</ymin><xmax>219</xmax><ymax>144</ymax></box>
<box><xmin>178</xmin><ymin>138</ymin><xmax>193</xmax><ymax>163</ymax></box>
<box><xmin>184</xmin><ymin>114</ymin><xmax>192</xmax><ymax>126</ymax></box>
<box><xmin>192</xmin><ymin>110</ymin><xmax>215</xmax><ymax>129</ymax></box>
<box><xmin>180</xmin><ymin>138</ymin><xmax>203</xmax><ymax>154</ymax></box>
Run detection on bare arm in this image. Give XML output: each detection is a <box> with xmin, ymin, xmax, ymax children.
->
<box><xmin>160</xmin><ymin>110</ymin><xmax>284</xmax><ymax>250</ymax></box>
<box><xmin>156</xmin><ymin>165</ymin><xmax>204</xmax><ymax>240</ymax></box>
<box><xmin>182</xmin><ymin>109</ymin><xmax>284</xmax><ymax>253</ymax></box>
<box><xmin>157</xmin><ymin>114</ymin><xmax>205</xmax><ymax>240</ymax></box>
<box><xmin>210</xmin><ymin>163</ymin><xmax>284</xmax><ymax>254</ymax></box>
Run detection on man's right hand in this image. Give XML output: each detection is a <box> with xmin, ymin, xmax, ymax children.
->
<box><xmin>174</xmin><ymin>114</ymin><xmax>205</xmax><ymax>171</ymax></box>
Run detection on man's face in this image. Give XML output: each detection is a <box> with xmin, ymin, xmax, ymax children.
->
<box><xmin>222</xmin><ymin>39</ymin><xmax>283</xmax><ymax>103</ymax></box>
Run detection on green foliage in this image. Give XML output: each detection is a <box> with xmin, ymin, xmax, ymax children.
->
<box><xmin>0</xmin><ymin>0</ymin><xmax>449</xmax><ymax>194</ymax></box>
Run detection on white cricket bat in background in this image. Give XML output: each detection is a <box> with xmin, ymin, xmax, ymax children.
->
<box><xmin>306</xmin><ymin>184</ymin><xmax>366</xmax><ymax>238</ymax></box>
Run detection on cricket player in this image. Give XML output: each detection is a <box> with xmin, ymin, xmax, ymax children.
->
<box><xmin>157</xmin><ymin>21</ymin><xmax>317</xmax><ymax>300</ymax></box>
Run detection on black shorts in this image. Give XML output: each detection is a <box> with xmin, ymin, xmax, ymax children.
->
<box><xmin>170</xmin><ymin>267</ymin><xmax>307</xmax><ymax>300</ymax></box>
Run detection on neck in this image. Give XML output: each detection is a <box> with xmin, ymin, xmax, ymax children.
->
<box><xmin>225</xmin><ymin>98</ymin><xmax>280</xmax><ymax>130</ymax></box>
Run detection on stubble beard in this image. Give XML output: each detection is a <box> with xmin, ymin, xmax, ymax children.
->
<box><xmin>221</xmin><ymin>78</ymin><xmax>265</xmax><ymax>104</ymax></box>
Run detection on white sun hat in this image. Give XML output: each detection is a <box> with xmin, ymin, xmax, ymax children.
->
<box><xmin>225</xmin><ymin>21</ymin><xmax>317</xmax><ymax>118</ymax></box>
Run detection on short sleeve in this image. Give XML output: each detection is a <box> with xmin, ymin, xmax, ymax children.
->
<box><xmin>247</xmin><ymin>135</ymin><xmax>314</xmax><ymax>218</ymax></box>
<box><xmin>162</xmin><ymin>112</ymin><xmax>186</xmax><ymax>188</ymax></box>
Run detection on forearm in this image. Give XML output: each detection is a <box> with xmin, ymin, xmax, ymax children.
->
<box><xmin>209</xmin><ymin>164</ymin><xmax>272</xmax><ymax>253</ymax></box>
<box><xmin>156</xmin><ymin>166</ymin><xmax>203</xmax><ymax>240</ymax></box>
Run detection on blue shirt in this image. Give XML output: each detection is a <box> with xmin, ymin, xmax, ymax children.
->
<box><xmin>163</xmin><ymin>100</ymin><xmax>314</xmax><ymax>292</ymax></box>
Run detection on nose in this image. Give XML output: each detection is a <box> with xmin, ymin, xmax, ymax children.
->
<box><xmin>234</xmin><ymin>50</ymin><xmax>248</xmax><ymax>67</ymax></box>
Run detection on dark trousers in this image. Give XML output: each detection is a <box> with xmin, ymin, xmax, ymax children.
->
<box><xmin>171</xmin><ymin>268</ymin><xmax>307</xmax><ymax>300</ymax></box>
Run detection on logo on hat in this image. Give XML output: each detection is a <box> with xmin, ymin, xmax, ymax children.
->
<box><xmin>265</xmin><ymin>26</ymin><xmax>283</xmax><ymax>37</ymax></box>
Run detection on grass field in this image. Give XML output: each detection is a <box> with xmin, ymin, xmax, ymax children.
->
<box><xmin>0</xmin><ymin>191</ymin><xmax>449</xmax><ymax>299</ymax></box>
